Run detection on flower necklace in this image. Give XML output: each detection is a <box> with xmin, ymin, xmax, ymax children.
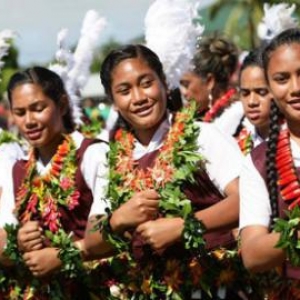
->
<box><xmin>108</xmin><ymin>102</ymin><xmax>204</xmax><ymax>215</ymax></box>
<box><xmin>203</xmin><ymin>88</ymin><xmax>236</xmax><ymax>122</ymax></box>
<box><xmin>236</xmin><ymin>127</ymin><xmax>253</xmax><ymax>155</ymax></box>
<box><xmin>15</xmin><ymin>134</ymin><xmax>80</xmax><ymax>233</ymax></box>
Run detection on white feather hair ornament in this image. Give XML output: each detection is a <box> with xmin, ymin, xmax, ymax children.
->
<box><xmin>49</xmin><ymin>10</ymin><xmax>106</xmax><ymax>125</ymax></box>
<box><xmin>257</xmin><ymin>3</ymin><xmax>298</xmax><ymax>41</ymax></box>
<box><xmin>0</xmin><ymin>29</ymin><xmax>15</xmax><ymax>71</ymax></box>
<box><xmin>145</xmin><ymin>0</ymin><xmax>204</xmax><ymax>89</ymax></box>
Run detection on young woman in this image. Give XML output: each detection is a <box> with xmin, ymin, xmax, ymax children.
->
<box><xmin>180</xmin><ymin>33</ymin><xmax>244</xmax><ymax>136</ymax></box>
<box><xmin>0</xmin><ymin>67</ymin><xmax>109</xmax><ymax>299</ymax></box>
<box><xmin>78</xmin><ymin>44</ymin><xmax>261</xmax><ymax>299</ymax></box>
<box><xmin>236</xmin><ymin>48</ymin><xmax>273</xmax><ymax>155</ymax></box>
<box><xmin>240</xmin><ymin>28</ymin><xmax>300</xmax><ymax>299</ymax></box>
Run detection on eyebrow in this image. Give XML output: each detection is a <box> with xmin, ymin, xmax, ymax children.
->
<box><xmin>113</xmin><ymin>73</ymin><xmax>155</xmax><ymax>88</ymax></box>
<box><xmin>12</xmin><ymin>99</ymin><xmax>46</xmax><ymax>110</ymax></box>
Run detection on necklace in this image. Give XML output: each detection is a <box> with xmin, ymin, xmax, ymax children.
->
<box><xmin>203</xmin><ymin>88</ymin><xmax>236</xmax><ymax>122</ymax></box>
<box><xmin>276</xmin><ymin>129</ymin><xmax>300</xmax><ymax>210</ymax></box>
<box><xmin>109</xmin><ymin>102</ymin><xmax>203</xmax><ymax>212</ymax></box>
<box><xmin>15</xmin><ymin>135</ymin><xmax>80</xmax><ymax>232</ymax></box>
<box><xmin>236</xmin><ymin>128</ymin><xmax>253</xmax><ymax>155</ymax></box>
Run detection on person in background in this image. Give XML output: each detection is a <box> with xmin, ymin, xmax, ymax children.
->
<box><xmin>240</xmin><ymin>28</ymin><xmax>300</xmax><ymax>299</ymax></box>
<box><xmin>0</xmin><ymin>66</ymin><xmax>108</xmax><ymax>299</ymax></box>
<box><xmin>236</xmin><ymin>48</ymin><xmax>273</xmax><ymax>155</ymax></box>
<box><xmin>180</xmin><ymin>32</ymin><xmax>244</xmax><ymax>136</ymax></box>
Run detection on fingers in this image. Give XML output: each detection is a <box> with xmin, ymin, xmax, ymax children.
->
<box><xmin>141</xmin><ymin>189</ymin><xmax>160</xmax><ymax>200</ymax></box>
<box><xmin>18</xmin><ymin>222</ymin><xmax>43</xmax><ymax>252</ymax></box>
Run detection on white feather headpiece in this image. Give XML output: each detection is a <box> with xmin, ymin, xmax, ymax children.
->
<box><xmin>145</xmin><ymin>0</ymin><xmax>204</xmax><ymax>89</ymax></box>
<box><xmin>49</xmin><ymin>10</ymin><xmax>106</xmax><ymax>125</ymax></box>
<box><xmin>0</xmin><ymin>29</ymin><xmax>15</xmax><ymax>71</ymax></box>
<box><xmin>257</xmin><ymin>3</ymin><xmax>298</xmax><ymax>41</ymax></box>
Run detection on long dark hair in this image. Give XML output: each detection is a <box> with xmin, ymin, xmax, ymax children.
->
<box><xmin>100</xmin><ymin>44</ymin><xmax>182</xmax><ymax>139</ymax></box>
<box><xmin>261</xmin><ymin>29</ymin><xmax>300</xmax><ymax>221</ymax></box>
<box><xmin>7</xmin><ymin>66</ymin><xmax>75</xmax><ymax>133</ymax></box>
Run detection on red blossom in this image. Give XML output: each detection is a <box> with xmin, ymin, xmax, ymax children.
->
<box><xmin>60</xmin><ymin>177</ymin><xmax>73</xmax><ymax>191</ymax></box>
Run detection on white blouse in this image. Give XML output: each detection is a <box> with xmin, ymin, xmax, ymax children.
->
<box><xmin>239</xmin><ymin>136</ymin><xmax>300</xmax><ymax>229</ymax></box>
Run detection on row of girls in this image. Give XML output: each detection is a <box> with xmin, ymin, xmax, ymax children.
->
<box><xmin>0</xmin><ymin>27</ymin><xmax>298</xmax><ymax>300</ymax></box>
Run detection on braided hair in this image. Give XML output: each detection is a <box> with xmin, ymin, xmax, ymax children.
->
<box><xmin>261</xmin><ymin>28</ymin><xmax>300</xmax><ymax>221</ymax></box>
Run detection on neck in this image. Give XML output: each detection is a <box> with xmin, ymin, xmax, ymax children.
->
<box><xmin>288</xmin><ymin>121</ymin><xmax>300</xmax><ymax>147</ymax></box>
<box><xmin>134</xmin><ymin>126</ymin><xmax>160</xmax><ymax>146</ymax></box>
<box><xmin>36</xmin><ymin>134</ymin><xmax>65</xmax><ymax>165</ymax></box>
<box><xmin>256</xmin><ymin>124</ymin><xmax>269</xmax><ymax>140</ymax></box>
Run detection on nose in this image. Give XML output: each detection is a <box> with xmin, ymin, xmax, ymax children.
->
<box><xmin>25</xmin><ymin>111</ymin><xmax>36</xmax><ymax>128</ymax></box>
<box><xmin>248</xmin><ymin>92</ymin><xmax>259</xmax><ymax>107</ymax></box>
<box><xmin>290</xmin><ymin>76</ymin><xmax>300</xmax><ymax>96</ymax></box>
<box><xmin>131</xmin><ymin>87</ymin><xmax>147</xmax><ymax>104</ymax></box>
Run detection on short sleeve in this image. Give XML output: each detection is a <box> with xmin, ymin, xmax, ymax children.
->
<box><xmin>239</xmin><ymin>154</ymin><xmax>271</xmax><ymax>229</ymax></box>
<box><xmin>197</xmin><ymin>122</ymin><xmax>243</xmax><ymax>193</ymax></box>
<box><xmin>80</xmin><ymin>141</ymin><xmax>110</xmax><ymax>217</ymax></box>
<box><xmin>0</xmin><ymin>159</ymin><xmax>18</xmax><ymax>227</ymax></box>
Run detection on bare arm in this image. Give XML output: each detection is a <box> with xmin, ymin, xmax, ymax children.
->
<box><xmin>240</xmin><ymin>225</ymin><xmax>285</xmax><ymax>273</ymax></box>
<box><xmin>136</xmin><ymin>178</ymin><xmax>239</xmax><ymax>252</ymax></box>
<box><xmin>80</xmin><ymin>189</ymin><xmax>160</xmax><ymax>260</ymax></box>
<box><xmin>194</xmin><ymin>178</ymin><xmax>239</xmax><ymax>231</ymax></box>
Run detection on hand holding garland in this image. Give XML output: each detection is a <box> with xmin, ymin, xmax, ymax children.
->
<box><xmin>17</xmin><ymin>221</ymin><xmax>44</xmax><ymax>252</ymax></box>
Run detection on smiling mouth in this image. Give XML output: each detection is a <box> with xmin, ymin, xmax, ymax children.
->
<box><xmin>26</xmin><ymin>129</ymin><xmax>43</xmax><ymax>140</ymax></box>
<box><xmin>134</xmin><ymin>105</ymin><xmax>153</xmax><ymax>116</ymax></box>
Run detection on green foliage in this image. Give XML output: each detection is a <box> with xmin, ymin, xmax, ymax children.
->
<box><xmin>206</xmin><ymin>0</ymin><xmax>300</xmax><ymax>50</ymax></box>
<box><xmin>274</xmin><ymin>206</ymin><xmax>300</xmax><ymax>266</ymax></box>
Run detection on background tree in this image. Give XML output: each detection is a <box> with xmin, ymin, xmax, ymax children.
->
<box><xmin>207</xmin><ymin>0</ymin><xmax>300</xmax><ymax>50</ymax></box>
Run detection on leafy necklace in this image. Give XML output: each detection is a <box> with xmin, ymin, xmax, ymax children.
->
<box><xmin>108</xmin><ymin>102</ymin><xmax>204</xmax><ymax>217</ymax></box>
<box><xmin>203</xmin><ymin>88</ymin><xmax>236</xmax><ymax>122</ymax></box>
<box><xmin>273</xmin><ymin>129</ymin><xmax>300</xmax><ymax>266</ymax></box>
<box><xmin>3</xmin><ymin>135</ymin><xmax>85</xmax><ymax>298</ymax></box>
<box><xmin>15</xmin><ymin>134</ymin><xmax>80</xmax><ymax>232</ymax></box>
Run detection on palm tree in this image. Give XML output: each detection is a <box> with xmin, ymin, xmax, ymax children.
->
<box><xmin>208</xmin><ymin>0</ymin><xmax>299</xmax><ymax>50</ymax></box>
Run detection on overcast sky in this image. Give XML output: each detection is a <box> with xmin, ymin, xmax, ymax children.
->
<box><xmin>0</xmin><ymin>0</ymin><xmax>154</xmax><ymax>66</ymax></box>
<box><xmin>0</xmin><ymin>0</ymin><xmax>216</xmax><ymax>67</ymax></box>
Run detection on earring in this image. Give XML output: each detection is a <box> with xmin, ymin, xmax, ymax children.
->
<box><xmin>208</xmin><ymin>92</ymin><xmax>213</xmax><ymax>108</ymax></box>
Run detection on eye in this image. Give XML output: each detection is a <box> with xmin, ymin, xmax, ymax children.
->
<box><xmin>141</xmin><ymin>78</ymin><xmax>153</xmax><ymax>88</ymax></box>
<box><xmin>272</xmin><ymin>74</ymin><xmax>288</xmax><ymax>84</ymax></box>
<box><xmin>116</xmin><ymin>87</ymin><xmax>130</xmax><ymax>95</ymax></box>
<box><xmin>240</xmin><ymin>89</ymin><xmax>249</xmax><ymax>97</ymax></box>
<box><xmin>257</xmin><ymin>89</ymin><xmax>269</xmax><ymax>96</ymax></box>
<box><xmin>12</xmin><ymin>109</ymin><xmax>25</xmax><ymax>117</ymax></box>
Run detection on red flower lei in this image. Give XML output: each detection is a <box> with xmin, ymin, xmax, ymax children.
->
<box><xmin>15</xmin><ymin>135</ymin><xmax>80</xmax><ymax>233</ymax></box>
<box><xmin>203</xmin><ymin>88</ymin><xmax>236</xmax><ymax>122</ymax></box>
<box><xmin>236</xmin><ymin>127</ymin><xmax>253</xmax><ymax>155</ymax></box>
<box><xmin>276</xmin><ymin>129</ymin><xmax>300</xmax><ymax>210</ymax></box>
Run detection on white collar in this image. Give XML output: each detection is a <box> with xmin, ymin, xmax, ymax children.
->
<box><xmin>133</xmin><ymin>113</ymin><xmax>171</xmax><ymax>160</ymax></box>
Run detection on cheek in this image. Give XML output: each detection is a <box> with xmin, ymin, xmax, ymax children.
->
<box><xmin>269</xmin><ymin>83</ymin><xmax>287</xmax><ymax>101</ymax></box>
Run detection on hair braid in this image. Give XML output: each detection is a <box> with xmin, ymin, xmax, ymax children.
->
<box><xmin>266</xmin><ymin>101</ymin><xmax>281</xmax><ymax>225</ymax></box>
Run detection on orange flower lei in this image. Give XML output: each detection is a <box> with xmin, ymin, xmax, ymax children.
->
<box><xmin>114</xmin><ymin>116</ymin><xmax>186</xmax><ymax>193</ymax></box>
<box><xmin>15</xmin><ymin>135</ymin><xmax>80</xmax><ymax>233</ymax></box>
<box><xmin>203</xmin><ymin>88</ymin><xmax>236</xmax><ymax>122</ymax></box>
<box><xmin>109</xmin><ymin>102</ymin><xmax>203</xmax><ymax>214</ymax></box>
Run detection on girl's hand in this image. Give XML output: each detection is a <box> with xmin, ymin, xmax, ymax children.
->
<box><xmin>136</xmin><ymin>217</ymin><xmax>184</xmax><ymax>254</ymax></box>
<box><xmin>17</xmin><ymin>221</ymin><xmax>43</xmax><ymax>252</ymax></box>
<box><xmin>111</xmin><ymin>190</ymin><xmax>159</xmax><ymax>232</ymax></box>
<box><xmin>23</xmin><ymin>247</ymin><xmax>62</xmax><ymax>277</ymax></box>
